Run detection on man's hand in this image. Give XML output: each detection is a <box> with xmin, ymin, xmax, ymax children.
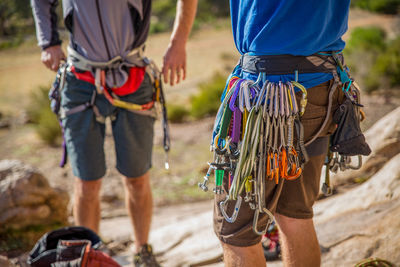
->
<box><xmin>162</xmin><ymin>0</ymin><xmax>197</xmax><ymax>86</ymax></box>
<box><xmin>41</xmin><ymin>45</ymin><xmax>66</xmax><ymax>72</ymax></box>
<box><xmin>162</xmin><ymin>41</ymin><xmax>186</xmax><ymax>86</ymax></box>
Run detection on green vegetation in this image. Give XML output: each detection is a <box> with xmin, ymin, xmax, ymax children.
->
<box><xmin>0</xmin><ymin>0</ymin><xmax>34</xmax><ymax>36</ymax></box>
<box><xmin>351</xmin><ymin>0</ymin><xmax>400</xmax><ymax>14</ymax></box>
<box><xmin>27</xmin><ymin>86</ymin><xmax>61</xmax><ymax>145</ymax></box>
<box><xmin>0</xmin><ymin>222</ymin><xmax>65</xmax><ymax>253</ymax></box>
<box><xmin>345</xmin><ymin>27</ymin><xmax>400</xmax><ymax>93</ymax></box>
<box><xmin>167</xmin><ymin>104</ymin><xmax>190</xmax><ymax>123</ymax></box>
<box><xmin>346</xmin><ymin>27</ymin><xmax>386</xmax><ymax>53</ymax></box>
<box><xmin>0</xmin><ymin>0</ymin><xmax>40</xmax><ymax>49</ymax></box>
<box><xmin>370</xmin><ymin>37</ymin><xmax>400</xmax><ymax>89</ymax></box>
<box><xmin>151</xmin><ymin>0</ymin><xmax>229</xmax><ymax>34</ymax></box>
<box><xmin>190</xmin><ymin>73</ymin><xmax>226</xmax><ymax>119</ymax></box>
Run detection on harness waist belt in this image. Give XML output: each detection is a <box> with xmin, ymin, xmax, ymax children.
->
<box><xmin>67</xmin><ymin>43</ymin><xmax>147</xmax><ymax>72</ymax></box>
<box><xmin>239</xmin><ymin>53</ymin><xmax>343</xmax><ymax>75</ymax></box>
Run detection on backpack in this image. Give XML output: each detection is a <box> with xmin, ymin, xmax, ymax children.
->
<box><xmin>27</xmin><ymin>226</ymin><xmax>121</xmax><ymax>267</ymax></box>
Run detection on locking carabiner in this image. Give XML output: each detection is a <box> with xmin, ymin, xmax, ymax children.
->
<box><xmin>220</xmin><ymin>195</ymin><xmax>243</xmax><ymax>223</ymax></box>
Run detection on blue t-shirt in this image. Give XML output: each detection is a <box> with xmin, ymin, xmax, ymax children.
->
<box><xmin>230</xmin><ymin>0</ymin><xmax>350</xmax><ymax>88</ymax></box>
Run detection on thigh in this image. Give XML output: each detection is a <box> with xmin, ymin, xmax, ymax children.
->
<box><xmin>276</xmin><ymin>80</ymin><xmax>344</xmax><ymax>218</ymax></box>
<box><xmin>61</xmin><ymin>72</ymin><xmax>106</xmax><ymax>180</ymax></box>
<box><xmin>112</xmin><ymin>73</ymin><xmax>155</xmax><ymax>178</ymax></box>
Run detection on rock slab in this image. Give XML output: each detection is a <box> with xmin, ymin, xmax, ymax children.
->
<box><xmin>0</xmin><ymin>159</ymin><xmax>69</xmax><ymax>230</ymax></box>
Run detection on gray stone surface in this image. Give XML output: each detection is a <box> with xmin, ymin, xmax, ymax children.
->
<box><xmin>330</xmin><ymin>107</ymin><xmax>400</xmax><ymax>186</ymax></box>
<box><xmin>100</xmin><ymin>201</ymin><xmax>283</xmax><ymax>267</ymax></box>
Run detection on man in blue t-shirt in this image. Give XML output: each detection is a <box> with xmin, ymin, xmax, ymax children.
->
<box><xmin>213</xmin><ymin>1</ymin><xmax>351</xmax><ymax>266</ymax></box>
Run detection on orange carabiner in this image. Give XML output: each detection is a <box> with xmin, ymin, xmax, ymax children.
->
<box><xmin>273</xmin><ymin>152</ymin><xmax>279</xmax><ymax>184</ymax></box>
<box><xmin>285</xmin><ymin>148</ymin><xmax>302</xmax><ymax>180</ymax></box>
<box><xmin>279</xmin><ymin>148</ymin><xmax>288</xmax><ymax>178</ymax></box>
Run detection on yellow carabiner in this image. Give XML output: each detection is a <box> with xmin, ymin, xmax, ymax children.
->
<box><xmin>291</xmin><ymin>81</ymin><xmax>308</xmax><ymax>116</ymax></box>
<box><xmin>242</xmin><ymin>109</ymin><xmax>248</xmax><ymax>140</ymax></box>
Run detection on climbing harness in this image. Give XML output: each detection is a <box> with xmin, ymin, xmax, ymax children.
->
<box><xmin>199</xmin><ymin>51</ymin><xmax>371</xmax><ymax>234</ymax></box>
<box><xmin>49</xmin><ymin>48</ymin><xmax>171</xmax><ymax>169</ymax></box>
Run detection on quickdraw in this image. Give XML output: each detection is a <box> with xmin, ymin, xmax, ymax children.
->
<box><xmin>198</xmin><ymin>71</ymin><xmax>309</xmax><ymax>234</ymax></box>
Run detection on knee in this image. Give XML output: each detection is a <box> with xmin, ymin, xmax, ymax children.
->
<box><xmin>74</xmin><ymin>178</ymin><xmax>102</xmax><ymax>200</ymax></box>
<box><xmin>221</xmin><ymin>241</ymin><xmax>265</xmax><ymax>267</ymax></box>
<box><xmin>275</xmin><ymin>213</ymin><xmax>314</xmax><ymax>233</ymax></box>
<box><xmin>123</xmin><ymin>172</ymin><xmax>150</xmax><ymax>191</ymax></box>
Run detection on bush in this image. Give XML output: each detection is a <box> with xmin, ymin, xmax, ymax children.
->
<box><xmin>346</xmin><ymin>27</ymin><xmax>386</xmax><ymax>53</ymax></box>
<box><xmin>367</xmin><ymin>37</ymin><xmax>400</xmax><ymax>91</ymax></box>
<box><xmin>151</xmin><ymin>0</ymin><xmax>230</xmax><ymax>34</ymax></box>
<box><xmin>352</xmin><ymin>0</ymin><xmax>400</xmax><ymax>14</ymax></box>
<box><xmin>167</xmin><ymin>104</ymin><xmax>189</xmax><ymax>123</ymax></box>
<box><xmin>27</xmin><ymin>86</ymin><xmax>61</xmax><ymax>145</ymax></box>
<box><xmin>36</xmin><ymin>108</ymin><xmax>62</xmax><ymax>145</ymax></box>
<box><xmin>344</xmin><ymin>27</ymin><xmax>396</xmax><ymax>93</ymax></box>
<box><xmin>190</xmin><ymin>73</ymin><xmax>226</xmax><ymax>119</ymax></box>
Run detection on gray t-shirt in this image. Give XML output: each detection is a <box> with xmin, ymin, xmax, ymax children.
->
<box><xmin>31</xmin><ymin>0</ymin><xmax>151</xmax><ymax>87</ymax></box>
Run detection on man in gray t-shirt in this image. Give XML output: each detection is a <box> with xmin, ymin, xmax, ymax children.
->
<box><xmin>31</xmin><ymin>1</ymin><xmax>197</xmax><ymax>266</ymax></box>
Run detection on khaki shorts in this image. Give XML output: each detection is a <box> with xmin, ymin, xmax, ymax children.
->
<box><xmin>213</xmin><ymin>80</ymin><xmax>345</xmax><ymax>247</ymax></box>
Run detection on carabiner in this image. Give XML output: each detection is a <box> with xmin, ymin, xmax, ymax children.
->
<box><xmin>345</xmin><ymin>155</ymin><xmax>362</xmax><ymax>170</ymax></box>
<box><xmin>291</xmin><ymin>81</ymin><xmax>308</xmax><ymax>116</ymax></box>
<box><xmin>220</xmin><ymin>195</ymin><xmax>243</xmax><ymax>223</ymax></box>
<box><xmin>252</xmin><ymin>208</ymin><xmax>274</xmax><ymax>236</ymax></box>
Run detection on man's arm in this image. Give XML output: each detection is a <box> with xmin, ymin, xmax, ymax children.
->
<box><xmin>31</xmin><ymin>0</ymin><xmax>65</xmax><ymax>71</ymax></box>
<box><xmin>162</xmin><ymin>0</ymin><xmax>198</xmax><ymax>86</ymax></box>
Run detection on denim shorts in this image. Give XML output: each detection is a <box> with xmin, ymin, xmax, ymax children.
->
<box><xmin>61</xmin><ymin>71</ymin><xmax>155</xmax><ymax>180</ymax></box>
<box><xmin>213</xmin><ymin>80</ymin><xmax>346</xmax><ymax>247</ymax></box>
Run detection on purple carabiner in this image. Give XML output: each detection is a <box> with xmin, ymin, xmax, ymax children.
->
<box><xmin>231</xmin><ymin>108</ymin><xmax>242</xmax><ymax>144</ymax></box>
<box><xmin>229</xmin><ymin>79</ymin><xmax>245</xmax><ymax>112</ymax></box>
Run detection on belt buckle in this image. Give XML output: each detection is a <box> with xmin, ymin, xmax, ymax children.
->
<box><xmin>255</xmin><ymin>58</ymin><xmax>267</xmax><ymax>72</ymax></box>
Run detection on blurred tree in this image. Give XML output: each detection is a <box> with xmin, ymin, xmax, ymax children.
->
<box><xmin>351</xmin><ymin>0</ymin><xmax>400</xmax><ymax>14</ymax></box>
<box><xmin>346</xmin><ymin>27</ymin><xmax>386</xmax><ymax>53</ymax></box>
<box><xmin>151</xmin><ymin>0</ymin><xmax>230</xmax><ymax>33</ymax></box>
<box><xmin>0</xmin><ymin>0</ymin><xmax>32</xmax><ymax>36</ymax></box>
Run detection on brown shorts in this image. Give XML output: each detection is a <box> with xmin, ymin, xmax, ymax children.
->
<box><xmin>213</xmin><ymin>80</ymin><xmax>345</xmax><ymax>247</ymax></box>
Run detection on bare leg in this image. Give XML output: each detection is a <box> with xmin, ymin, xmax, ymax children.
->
<box><xmin>73</xmin><ymin>178</ymin><xmax>102</xmax><ymax>233</ymax></box>
<box><xmin>221</xmin><ymin>242</ymin><xmax>266</xmax><ymax>267</ymax></box>
<box><xmin>123</xmin><ymin>171</ymin><xmax>153</xmax><ymax>253</ymax></box>
<box><xmin>275</xmin><ymin>214</ymin><xmax>321</xmax><ymax>267</ymax></box>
